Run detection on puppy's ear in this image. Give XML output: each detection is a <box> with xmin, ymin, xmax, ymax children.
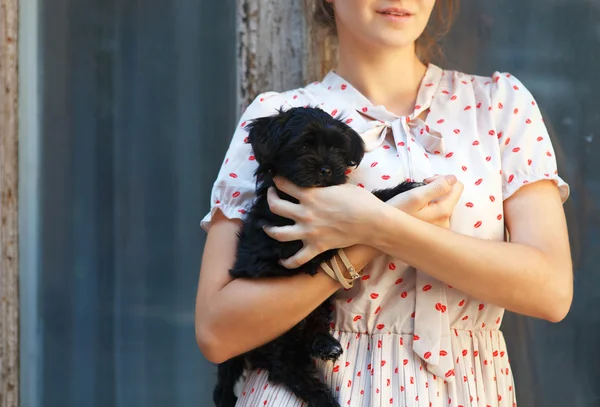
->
<box><xmin>245</xmin><ymin>114</ymin><xmax>279</xmax><ymax>166</ymax></box>
<box><xmin>344</xmin><ymin>128</ymin><xmax>366</xmax><ymax>167</ymax></box>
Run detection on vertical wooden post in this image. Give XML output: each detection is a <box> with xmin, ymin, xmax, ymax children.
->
<box><xmin>237</xmin><ymin>0</ymin><xmax>337</xmax><ymax>113</ymax></box>
<box><xmin>0</xmin><ymin>0</ymin><xmax>20</xmax><ymax>406</ymax></box>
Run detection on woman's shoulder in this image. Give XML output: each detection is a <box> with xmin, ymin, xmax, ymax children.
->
<box><xmin>247</xmin><ymin>81</ymin><xmax>327</xmax><ymax>107</ymax></box>
<box><xmin>235</xmin><ymin>87</ymin><xmax>312</xmax><ymax>125</ymax></box>
<box><xmin>437</xmin><ymin>65</ymin><xmax>536</xmax><ymax>102</ymax></box>
<box><xmin>239</xmin><ymin>80</ymin><xmax>346</xmax><ymax>125</ymax></box>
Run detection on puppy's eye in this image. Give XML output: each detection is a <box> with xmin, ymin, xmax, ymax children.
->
<box><xmin>299</xmin><ymin>145</ymin><xmax>308</xmax><ymax>152</ymax></box>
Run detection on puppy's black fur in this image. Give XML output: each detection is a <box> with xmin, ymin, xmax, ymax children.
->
<box><xmin>213</xmin><ymin>106</ymin><xmax>423</xmax><ymax>407</ymax></box>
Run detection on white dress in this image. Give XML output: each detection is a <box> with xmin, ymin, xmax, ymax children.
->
<box><xmin>201</xmin><ymin>64</ymin><xmax>570</xmax><ymax>407</ymax></box>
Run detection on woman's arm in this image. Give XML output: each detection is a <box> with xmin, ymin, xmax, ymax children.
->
<box><xmin>267</xmin><ymin>176</ymin><xmax>572</xmax><ymax>323</ymax></box>
<box><xmin>369</xmin><ymin>179</ymin><xmax>573</xmax><ymax>322</ymax></box>
<box><xmin>195</xmin><ymin>177</ymin><xmax>460</xmax><ymax>363</ymax></box>
<box><xmin>195</xmin><ymin>211</ymin><xmax>380</xmax><ymax>364</ymax></box>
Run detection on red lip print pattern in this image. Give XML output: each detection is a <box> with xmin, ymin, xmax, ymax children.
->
<box><xmin>203</xmin><ymin>68</ymin><xmax>562</xmax><ymax>407</ymax></box>
<box><xmin>435</xmin><ymin>303</ymin><xmax>447</xmax><ymax>313</ymax></box>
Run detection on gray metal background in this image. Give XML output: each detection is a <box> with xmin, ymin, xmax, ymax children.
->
<box><xmin>21</xmin><ymin>1</ymin><xmax>599</xmax><ymax>406</ymax></box>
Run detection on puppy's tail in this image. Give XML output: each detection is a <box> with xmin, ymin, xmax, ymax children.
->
<box><xmin>213</xmin><ymin>357</ymin><xmax>245</xmax><ymax>407</ymax></box>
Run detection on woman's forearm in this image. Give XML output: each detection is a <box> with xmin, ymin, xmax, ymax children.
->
<box><xmin>368</xmin><ymin>205</ymin><xmax>572</xmax><ymax>322</ymax></box>
<box><xmin>197</xmin><ymin>244</ymin><xmax>381</xmax><ymax>364</ymax></box>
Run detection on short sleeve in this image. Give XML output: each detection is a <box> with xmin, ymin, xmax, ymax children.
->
<box><xmin>490</xmin><ymin>72</ymin><xmax>570</xmax><ymax>202</ymax></box>
<box><xmin>200</xmin><ymin>92</ymin><xmax>289</xmax><ymax>232</ymax></box>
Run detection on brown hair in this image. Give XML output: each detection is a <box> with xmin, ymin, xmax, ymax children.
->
<box><xmin>305</xmin><ymin>0</ymin><xmax>459</xmax><ymax>65</ymax></box>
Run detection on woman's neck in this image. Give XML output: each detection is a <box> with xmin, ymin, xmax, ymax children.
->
<box><xmin>335</xmin><ymin>41</ymin><xmax>428</xmax><ymax>117</ymax></box>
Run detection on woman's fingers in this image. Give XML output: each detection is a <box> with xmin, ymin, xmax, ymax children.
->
<box><xmin>273</xmin><ymin>176</ymin><xmax>305</xmax><ymax>200</ymax></box>
<box><xmin>430</xmin><ymin>179</ymin><xmax>464</xmax><ymax>219</ymax></box>
<box><xmin>416</xmin><ymin>175</ymin><xmax>457</xmax><ymax>204</ymax></box>
<box><xmin>262</xmin><ymin>224</ymin><xmax>305</xmax><ymax>243</ymax></box>
<box><xmin>437</xmin><ymin>179</ymin><xmax>464</xmax><ymax>207</ymax></box>
<box><xmin>266</xmin><ymin>187</ymin><xmax>301</xmax><ymax>219</ymax></box>
<box><xmin>278</xmin><ymin>246</ymin><xmax>316</xmax><ymax>270</ymax></box>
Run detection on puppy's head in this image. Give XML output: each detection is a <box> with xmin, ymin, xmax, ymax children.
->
<box><xmin>245</xmin><ymin>106</ymin><xmax>365</xmax><ymax>187</ymax></box>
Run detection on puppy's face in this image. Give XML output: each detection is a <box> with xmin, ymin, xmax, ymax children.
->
<box><xmin>246</xmin><ymin>107</ymin><xmax>365</xmax><ymax>187</ymax></box>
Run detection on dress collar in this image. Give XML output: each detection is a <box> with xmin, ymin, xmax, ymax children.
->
<box><xmin>320</xmin><ymin>63</ymin><xmax>444</xmax><ymax>121</ymax></box>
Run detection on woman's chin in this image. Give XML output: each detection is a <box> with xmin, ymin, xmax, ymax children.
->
<box><xmin>369</xmin><ymin>34</ymin><xmax>418</xmax><ymax>51</ymax></box>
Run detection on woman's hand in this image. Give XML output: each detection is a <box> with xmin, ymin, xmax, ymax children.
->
<box><xmin>263</xmin><ymin>176</ymin><xmax>386</xmax><ymax>268</ymax></box>
<box><xmin>263</xmin><ymin>174</ymin><xmax>463</xmax><ymax>269</ymax></box>
<box><xmin>386</xmin><ymin>175</ymin><xmax>464</xmax><ymax>228</ymax></box>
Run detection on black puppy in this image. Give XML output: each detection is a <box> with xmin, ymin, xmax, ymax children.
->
<box><xmin>213</xmin><ymin>106</ymin><xmax>423</xmax><ymax>407</ymax></box>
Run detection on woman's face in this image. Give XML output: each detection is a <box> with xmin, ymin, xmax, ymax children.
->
<box><xmin>330</xmin><ymin>0</ymin><xmax>436</xmax><ymax>50</ymax></box>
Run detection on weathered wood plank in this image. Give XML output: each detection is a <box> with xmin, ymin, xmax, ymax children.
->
<box><xmin>237</xmin><ymin>0</ymin><xmax>337</xmax><ymax>113</ymax></box>
<box><xmin>0</xmin><ymin>0</ymin><xmax>20</xmax><ymax>405</ymax></box>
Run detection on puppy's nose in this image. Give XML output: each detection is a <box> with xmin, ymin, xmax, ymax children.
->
<box><xmin>319</xmin><ymin>166</ymin><xmax>332</xmax><ymax>177</ymax></box>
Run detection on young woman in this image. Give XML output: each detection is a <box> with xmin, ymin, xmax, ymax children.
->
<box><xmin>195</xmin><ymin>1</ymin><xmax>573</xmax><ymax>406</ymax></box>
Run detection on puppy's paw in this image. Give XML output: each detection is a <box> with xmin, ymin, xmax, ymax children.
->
<box><xmin>311</xmin><ymin>333</ymin><xmax>343</xmax><ymax>361</ymax></box>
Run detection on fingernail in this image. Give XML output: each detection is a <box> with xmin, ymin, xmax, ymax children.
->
<box><xmin>446</xmin><ymin>175</ymin><xmax>457</xmax><ymax>185</ymax></box>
